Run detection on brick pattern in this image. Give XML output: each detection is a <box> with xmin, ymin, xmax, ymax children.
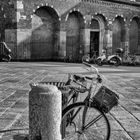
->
<box><xmin>0</xmin><ymin>62</ymin><xmax>140</xmax><ymax>139</ymax></box>
<box><xmin>0</xmin><ymin>0</ymin><xmax>139</xmax><ymax>29</ymax></box>
<box><xmin>0</xmin><ymin>0</ymin><xmax>140</xmax><ymax>60</ymax></box>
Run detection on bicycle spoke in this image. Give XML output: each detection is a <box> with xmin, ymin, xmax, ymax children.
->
<box><xmin>62</xmin><ymin>103</ymin><xmax>110</xmax><ymax>140</ymax></box>
<box><xmin>84</xmin><ymin>114</ymin><xmax>103</xmax><ymax>130</ymax></box>
<box><xmin>84</xmin><ymin>130</ymin><xmax>105</xmax><ymax>140</ymax></box>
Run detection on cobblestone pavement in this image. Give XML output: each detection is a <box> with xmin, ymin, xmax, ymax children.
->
<box><xmin>0</xmin><ymin>62</ymin><xmax>140</xmax><ymax>140</ymax></box>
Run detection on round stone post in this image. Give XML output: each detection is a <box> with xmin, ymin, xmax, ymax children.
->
<box><xmin>29</xmin><ymin>83</ymin><xmax>62</xmax><ymax>140</ymax></box>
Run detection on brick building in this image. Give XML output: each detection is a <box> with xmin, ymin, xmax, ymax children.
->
<box><xmin>0</xmin><ymin>0</ymin><xmax>140</xmax><ymax>61</ymax></box>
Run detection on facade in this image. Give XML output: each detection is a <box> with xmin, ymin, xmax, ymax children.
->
<box><xmin>0</xmin><ymin>0</ymin><xmax>140</xmax><ymax>61</ymax></box>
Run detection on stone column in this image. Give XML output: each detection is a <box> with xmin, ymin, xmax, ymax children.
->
<box><xmin>81</xmin><ymin>28</ymin><xmax>90</xmax><ymax>54</ymax></box>
<box><xmin>58</xmin><ymin>20</ymin><xmax>67</xmax><ymax>59</ymax></box>
<box><xmin>138</xmin><ymin>28</ymin><xmax>140</xmax><ymax>54</ymax></box>
<box><xmin>124</xmin><ymin>23</ymin><xmax>130</xmax><ymax>55</ymax></box>
<box><xmin>99</xmin><ymin>27</ymin><xmax>105</xmax><ymax>56</ymax></box>
<box><xmin>106</xmin><ymin>22</ymin><xmax>113</xmax><ymax>55</ymax></box>
<box><xmin>59</xmin><ymin>31</ymin><xmax>66</xmax><ymax>58</ymax></box>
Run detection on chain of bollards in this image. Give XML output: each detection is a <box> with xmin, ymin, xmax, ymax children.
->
<box><xmin>29</xmin><ymin>83</ymin><xmax>62</xmax><ymax>140</ymax></box>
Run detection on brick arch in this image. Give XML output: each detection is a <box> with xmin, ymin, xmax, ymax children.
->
<box><xmin>130</xmin><ymin>15</ymin><xmax>140</xmax><ymax>22</ymax></box>
<box><xmin>112</xmin><ymin>16</ymin><xmax>125</xmax><ymax>53</ymax></box>
<box><xmin>31</xmin><ymin>6</ymin><xmax>60</xmax><ymax>60</ymax></box>
<box><xmin>66</xmin><ymin>11</ymin><xmax>84</xmax><ymax>62</ymax></box>
<box><xmin>32</xmin><ymin>4</ymin><xmax>60</xmax><ymax>18</ymax></box>
<box><xmin>90</xmin><ymin>19</ymin><xmax>99</xmax><ymax>30</ymax></box>
<box><xmin>129</xmin><ymin>17</ymin><xmax>140</xmax><ymax>54</ymax></box>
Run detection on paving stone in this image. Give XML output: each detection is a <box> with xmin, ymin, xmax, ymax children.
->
<box><xmin>124</xmin><ymin>104</ymin><xmax>140</xmax><ymax>113</ymax></box>
<box><xmin>0</xmin><ymin>62</ymin><xmax>140</xmax><ymax>139</ymax></box>
<box><xmin>0</xmin><ymin>88</ymin><xmax>16</xmax><ymax>101</ymax></box>
<box><xmin>131</xmin><ymin>100</ymin><xmax>140</xmax><ymax>107</ymax></box>
<box><xmin>11</xmin><ymin>99</ymin><xmax>28</xmax><ymax>110</ymax></box>
<box><xmin>128</xmin><ymin>131</ymin><xmax>140</xmax><ymax>140</ymax></box>
<box><xmin>0</xmin><ymin>113</ymin><xmax>17</xmax><ymax>130</ymax></box>
<box><xmin>109</xmin><ymin>119</ymin><xmax>124</xmax><ymax>131</ymax></box>
<box><xmin>119</xmin><ymin>118</ymin><xmax>140</xmax><ymax>132</ymax></box>
<box><xmin>110</xmin><ymin>130</ymin><xmax>133</xmax><ymax>140</ymax></box>
<box><xmin>111</xmin><ymin>111</ymin><xmax>135</xmax><ymax>120</ymax></box>
<box><xmin>131</xmin><ymin>112</ymin><xmax>140</xmax><ymax>121</ymax></box>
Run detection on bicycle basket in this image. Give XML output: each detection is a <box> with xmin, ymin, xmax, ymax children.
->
<box><xmin>93</xmin><ymin>86</ymin><xmax>119</xmax><ymax>113</ymax></box>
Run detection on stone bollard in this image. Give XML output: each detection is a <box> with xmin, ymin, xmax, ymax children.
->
<box><xmin>29</xmin><ymin>83</ymin><xmax>62</xmax><ymax>140</ymax></box>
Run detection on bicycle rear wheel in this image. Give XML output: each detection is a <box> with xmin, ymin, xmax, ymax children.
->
<box><xmin>61</xmin><ymin>102</ymin><xmax>110</xmax><ymax>140</ymax></box>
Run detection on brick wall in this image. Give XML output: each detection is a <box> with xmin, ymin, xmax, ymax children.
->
<box><xmin>1</xmin><ymin>0</ymin><xmax>140</xmax><ymax>30</ymax></box>
<box><xmin>0</xmin><ymin>0</ymin><xmax>140</xmax><ymax>60</ymax></box>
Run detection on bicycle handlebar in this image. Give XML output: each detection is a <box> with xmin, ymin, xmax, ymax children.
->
<box><xmin>82</xmin><ymin>62</ymin><xmax>99</xmax><ymax>75</ymax></box>
<box><xmin>83</xmin><ymin>62</ymin><xmax>102</xmax><ymax>83</ymax></box>
<box><xmin>65</xmin><ymin>62</ymin><xmax>102</xmax><ymax>92</ymax></box>
<box><xmin>85</xmin><ymin>76</ymin><xmax>92</xmax><ymax>80</ymax></box>
<box><xmin>64</xmin><ymin>83</ymin><xmax>87</xmax><ymax>93</ymax></box>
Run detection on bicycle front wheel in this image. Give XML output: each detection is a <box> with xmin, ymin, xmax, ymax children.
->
<box><xmin>61</xmin><ymin>102</ymin><xmax>110</xmax><ymax>140</ymax></box>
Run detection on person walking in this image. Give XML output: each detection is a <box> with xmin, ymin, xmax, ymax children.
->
<box><xmin>0</xmin><ymin>41</ymin><xmax>11</xmax><ymax>62</ymax></box>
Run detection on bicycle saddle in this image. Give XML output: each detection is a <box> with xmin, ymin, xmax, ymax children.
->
<box><xmin>73</xmin><ymin>75</ymin><xmax>86</xmax><ymax>82</ymax></box>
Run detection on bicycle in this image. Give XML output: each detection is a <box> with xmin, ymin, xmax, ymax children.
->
<box><xmin>82</xmin><ymin>51</ymin><xmax>97</xmax><ymax>64</ymax></box>
<box><xmin>61</xmin><ymin>62</ymin><xmax>119</xmax><ymax>140</ymax></box>
<box><xmin>0</xmin><ymin>42</ymin><xmax>12</xmax><ymax>62</ymax></box>
<box><xmin>123</xmin><ymin>53</ymin><xmax>137</xmax><ymax>66</ymax></box>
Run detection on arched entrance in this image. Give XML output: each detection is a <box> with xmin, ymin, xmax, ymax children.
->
<box><xmin>66</xmin><ymin>11</ymin><xmax>84</xmax><ymax>62</ymax></box>
<box><xmin>112</xmin><ymin>17</ymin><xmax>125</xmax><ymax>53</ymax></box>
<box><xmin>129</xmin><ymin>17</ymin><xmax>139</xmax><ymax>54</ymax></box>
<box><xmin>31</xmin><ymin>6</ymin><xmax>59</xmax><ymax>60</ymax></box>
<box><xmin>91</xmin><ymin>14</ymin><xmax>106</xmax><ymax>56</ymax></box>
<box><xmin>90</xmin><ymin>19</ymin><xmax>100</xmax><ymax>57</ymax></box>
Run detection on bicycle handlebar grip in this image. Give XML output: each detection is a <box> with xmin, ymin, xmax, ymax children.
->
<box><xmin>73</xmin><ymin>74</ymin><xmax>85</xmax><ymax>82</ymax></box>
<box><xmin>85</xmin><ymin>76</ymin><xmax>92</xmax><ymax>80</ymax></box>
<box><xmin>83</xmin><ymin>61</ymin><xmax>99</xmax><ymax>75</ymax></box>
<box><xmin>83</xmin><ymin>62</ymin><xmax>91</xmax><ymax>67</ymax></box>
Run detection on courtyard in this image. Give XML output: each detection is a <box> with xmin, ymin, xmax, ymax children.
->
<box><xmin>0</xmin><ymin>62</ymin><xmax>140</xmax><ymax>140</ymax></box>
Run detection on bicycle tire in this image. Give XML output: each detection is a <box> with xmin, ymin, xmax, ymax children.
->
<box><xmin>61</xmin><ymin>102</ymin><xmax>110</xmax><ymax>140</ymax></box>
<box><xmin>96</xmin><ymin>58</ymin><xmax>103</xmax><ymax>66</ymax></box>
<box><xmin>110</xmin><ymin>57</ymin><xmax>120</xmax><ymax>66</ymax></box>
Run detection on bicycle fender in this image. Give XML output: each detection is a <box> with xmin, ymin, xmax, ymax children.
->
<box><xmin>108</xmin><ymin>55</ymin><xmax>122</xmax><ymax>61</ymax></box>
<box><xmin>97</xmin><ymin>55</ymin><xmax>106</xmax><ymax>61</ymax></box>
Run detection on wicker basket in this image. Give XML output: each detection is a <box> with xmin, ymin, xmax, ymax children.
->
<box><xmin>93</xmin><ymin>86</ymin><xmax>119</xmax><ymax>113</ymax></box>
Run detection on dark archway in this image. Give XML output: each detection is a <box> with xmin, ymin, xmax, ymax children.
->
<box><xmin>90</xmin><ymin>19</ymin><xmax>100</xmax><ymax>57</ymax></box>
<box><xmin>31</xmin><ymin>6</ymin><xmax>59</xmax><ymax>60</ymax></box>
<box><xmin>92</xmin><ymin>14</ymin><xmax>107</xmax><ymax>56</ymax></box>
<box><xmin>112</xmin><ymin>17</ymin><xmax>125</xmax><ymax>53</ymax></box>
<box><xmin>129</xmin><ymin>17</ymin><xmax>139</xmax><ymax>54</ymax></box>
<box><xmin>66</xmin><ymin>11</ymin><xmax>84</xmax><ymax>62</ymax></box>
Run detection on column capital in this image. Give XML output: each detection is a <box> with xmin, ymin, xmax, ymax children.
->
<box><xmin>84</xmin><ymin>21</ymin><xmax>91</xmax><ymax>29</ymax></box>
<box><xmin>124</xmin><ymin>23</ymin><xmax>130</xmax><ymax>29</ymax></box>
<box><xmin>106</xmin><ymin>22</ymin><xmax>113</xmax><ymax>31</ymax></box>
<box><xmin>59</xmin><ymin>18</ymin><xmax>66</xmax><ymax>31</ymax></box>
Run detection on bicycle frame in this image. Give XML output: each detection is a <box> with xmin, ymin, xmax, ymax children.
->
<box><xmin>68</xmin><ymin>62</ymin><xmax>101</xmax><ymax>103</ymax></box>
<box><xmin>123</xmin><ymin>53</ymin><xmax>136</xmax><ymax>65</ymax></box>
<box><xmin>65</xmin><ymin>62</ymin><xmax>103</xmax><ymax>129</ymax></box>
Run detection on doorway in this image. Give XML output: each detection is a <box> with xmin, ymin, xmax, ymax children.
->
<box><xmin>31</xmin><ymin>6</ymin><xmax>59</xmax><ymax>60</ymax></box>
<box><xmin>90</xmin><ymin>31</ymin><xmax>99</xmax><ymax>57</ymax></box>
